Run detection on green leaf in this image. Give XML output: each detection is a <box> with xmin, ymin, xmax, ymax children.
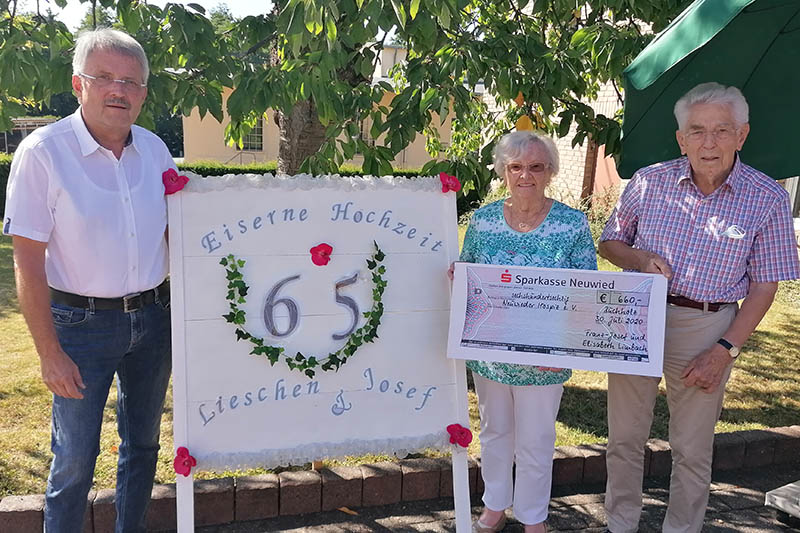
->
<box><xmin>558</xmin><ymin>111</ymin><xmax>572</xmax><ymax>138</ymax></box>
<box><xmin>391</xmin><ymin>0</ymin><xmax>407</xmax><ymax>29</ymax></box>
<box><xmin>325</xmin><ymin>14</ymin><xmax>338</xmax><ymax>46</ymax></box>
<box><xmin>410</xmin><ymin>0</ymin><xmax>421</xmax><ymax>19</ymax></box>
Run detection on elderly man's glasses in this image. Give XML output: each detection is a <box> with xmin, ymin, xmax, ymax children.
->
<box><xmin>506</xmin><ymin>162</ymin><xmax>549</xmax><ymax>176</ymax></box>
<box><xmin>79</xmin><ymin>72</ymin><xmax>146</xmax><ymax>90</ymax></box>
<box><xmin>684</xmin><ymin>127</ymin><xmax>737</xmax><ymax>143</ymax></box>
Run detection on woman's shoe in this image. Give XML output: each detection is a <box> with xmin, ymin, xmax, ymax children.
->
<box><xmin>472</xmin><ymin>513</ymin><xmax>507</xmax><ymax>532</ymax></box>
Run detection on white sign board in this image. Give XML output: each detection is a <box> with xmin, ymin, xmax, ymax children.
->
<box><xmin>448</xmin><ymin>263</ymin><xmax>667</xmax><ymax>377</ymax></box>
<box><xmin>168</xmin><ymin>173</ymin><xmax>471</xmax><ymax>531</ymax></box>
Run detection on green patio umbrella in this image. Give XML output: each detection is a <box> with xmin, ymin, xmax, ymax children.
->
<box><xmin>618</xmin><ymin>0</ymin><xmax>800</xmax><ymax>179</ymax></box>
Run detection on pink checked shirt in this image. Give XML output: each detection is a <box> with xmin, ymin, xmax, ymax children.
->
<box><xmin>601</xmin><ymin>156</ymin><xmax>800</xmax><ymax>302</ymax></box>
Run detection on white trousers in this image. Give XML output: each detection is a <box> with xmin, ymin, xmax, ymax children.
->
<box><xmin>473</xmin><ymin>373</ymin><xmax>563</xmax><ymax>525</ymax></box>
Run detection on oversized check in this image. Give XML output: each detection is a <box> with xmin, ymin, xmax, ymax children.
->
<box><xmin>447</xmin><ymin>263</ymin><xmax>667</xmax><ymax>377</ymax></box>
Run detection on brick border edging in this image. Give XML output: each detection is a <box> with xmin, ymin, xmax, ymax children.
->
<box><xmin>3</xmin><ymin>426</ymin><xmax>800</xmax><ymax>531</ymax></box>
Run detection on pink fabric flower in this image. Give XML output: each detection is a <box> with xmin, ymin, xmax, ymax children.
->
<box><xmin>310</xmin><ymin>243</ymin><xmax>333</xmax><ymax>266</ymax></box>
<box><xmin>163</xmin><ymin>168</ymin><xmax>189</xmax><ymax>195</ymax></box>
<box><xmin>439</xmin><ymin>172</ymin><xmax>461</xmax><ymax>193</ymax></box>
<box><xmin>173</xmin><ymin>446</ymin><xmax>197</xmax><ymax>477</ymax></box>
<box><xmin>446</xmin><ymin>423</ymin><xmax>473</xmax><ymax>448</ymax></box>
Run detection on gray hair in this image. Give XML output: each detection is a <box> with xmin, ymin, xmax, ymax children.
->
<box><xmin>73</xmin><ymin>28</ymin><xmax>149</xmax><ymax>84</ymax></box>
<box><xmin>493</xmin><ymin>130</ymin><xmax>560</xmax><ymax>179</ymax></box>
<box><xmin>673</xmin><ymin>82</ymin><xmax>748</xmax><ymax>130</ymax></box>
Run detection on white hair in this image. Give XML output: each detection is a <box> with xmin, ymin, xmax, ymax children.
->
<box><xmin>673</xmin><ymin>82</ymin><xmax>748</xmax><ymax>130</ymax></box>
<box><xmin>493</xmin><ymin>130</ymin><xmax>560</xmax><ymax>179</ymax></box>
<box><xmin>73</xmin><ymin>28</ymin><xmax>149</xmax><ymax>84</ymax></box>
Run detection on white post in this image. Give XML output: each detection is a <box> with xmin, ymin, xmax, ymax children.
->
<box><xmin>168</xmin><ymin>193</ymin><xmax>195</xmax><ymax>532</ymax></box>
<box><xmin>451</xmin><ymin>359</ymin><xmax>473</xmax><ymax>532</ymax></box>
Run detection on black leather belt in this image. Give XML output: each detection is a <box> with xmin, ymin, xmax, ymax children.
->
<box><xmin>666</xmin><ymin>294</ymin><xmax>729</xmax><ymax>313</ymax></box>
<box><xmin>49</xmin><ymin>279</ymin><xmax>169</xmax><ymax>313</ymax></box>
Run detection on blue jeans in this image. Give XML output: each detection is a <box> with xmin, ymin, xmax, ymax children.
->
<box><xmin>44</xmin><ymin>294</ymin><xmax>171</xmax><ymax>533</ymax></box>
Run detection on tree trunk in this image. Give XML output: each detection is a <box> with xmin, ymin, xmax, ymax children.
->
<box><xmin>275</xmin><ymin>99</ymin><xmax>326</xmax><ymax>175</ymax></box>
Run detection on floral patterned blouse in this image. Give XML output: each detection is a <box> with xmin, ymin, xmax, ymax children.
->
<box><xmin>460</xmin><ymin>199</ymin><xmax>598</xmax><ymax>386</ymax></box>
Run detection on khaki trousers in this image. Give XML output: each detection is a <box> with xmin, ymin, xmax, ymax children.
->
<box><xmin>605</xmin><ymin>304</ymin><xmax>737</xmax><ymax>533</ymax></box>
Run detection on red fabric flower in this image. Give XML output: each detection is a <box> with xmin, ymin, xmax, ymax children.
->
<box><xmin>163</xmin><ymin>168</ymin><xmax>189</xmax><ymax>195</ymax></box>
<box><xmin>439</xmin><ymin>172</ymin><xmax>461</xmax><ymax>193</ymax></box>
<box><xmin>173</xmin><ymin>446</ymin><xmax>197</xmax><ymax>477</ymax></box>
<box><xmin>310</xmin><ymin>243</ymin><xmax>333</xmax><ymax>266</ymax></box>
<box><xmin>446</xmin><ymin>423</ymin><xmax>473</xmax><ymax>448</ymax></box>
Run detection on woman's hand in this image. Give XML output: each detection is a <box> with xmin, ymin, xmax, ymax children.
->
<box><xmin>447</xmin><ymin>262</ymin><xmax>455</xmax><ymax>280</ymax></box>
<box><xmin>535</xmin><ymin>366</ymin><xmax>563</xmax><ymax>372</ymax></box>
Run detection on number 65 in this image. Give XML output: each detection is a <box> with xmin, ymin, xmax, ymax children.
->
<box><xmin>263</xmin><ymin>273</ymin><xmax>360</xmax><ymax>340</ymax></box>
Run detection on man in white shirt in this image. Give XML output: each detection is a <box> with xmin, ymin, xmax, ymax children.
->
<box><xmin>3</xmin><ymin>28</ymin><xmax>175</xmax><ymax>532</ymax></box>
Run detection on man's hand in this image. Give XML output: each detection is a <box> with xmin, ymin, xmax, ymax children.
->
<box><xmin>13</xmin><ymin>236</ymin><xmax>86</xmax><ymax>400</ymax></box>
<box><xmin>680</xmin><ymin>343</ymin><xmax>732</xmax><ymax>393</ymax></box>
<box><xmin>447</xmin><ymin>262</ymin><xmax>455</xmax><ymax>281</ymax></box>
<box><xmin>598</xmin><ymin>240</ymin><xmax>673</xmax><ymax>279</ymax></box>
<box><xmin>636</xmin><ymin>250</ymin><xmax>673</xmax><ymax>279</ymax></box>
<box><xmin>41</xmin><ymin>349</ymin><xmax>86</xmax><ymax>399</ymax></box>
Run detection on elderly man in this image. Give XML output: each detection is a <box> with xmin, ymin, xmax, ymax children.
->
<box><xmin>3</xmin><ymin>29</ymin><xmax>174</xmax><ymax>532</ymax></box>
<box><xmin>600</xmin><ymin>82</ymin><xmax>800</xmax><ymax>533</ymax></box>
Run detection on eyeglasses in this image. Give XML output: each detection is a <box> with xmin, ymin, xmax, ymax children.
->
<box><xmin>506</xmin><ymin>162</ymin><xmax>549</xmax><ymax>176</ymax></box>
<box><xmin>684</xmin><ymin>127</ymin><xmax>737</xmax><ymax>143</ymax></box>
<box><xmin>78</xmin><ymin>72</ymin><xmax>146</xmax><ymax>90</ymax></box>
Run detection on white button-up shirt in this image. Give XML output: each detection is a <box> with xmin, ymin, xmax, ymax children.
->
<box><xmin>3</xmin><ymin>108</ymin><xmax>175</xmax><ymax>297</ymax></box>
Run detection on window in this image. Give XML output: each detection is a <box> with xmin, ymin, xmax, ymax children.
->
<box><xmin>242</xmin><ymin>118</ymin><xmax>263</xmax><ymax>151</ymax></box>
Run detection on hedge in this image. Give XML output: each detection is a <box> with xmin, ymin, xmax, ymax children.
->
<box><xmin>177</xmin><ymin>159</ymin><xmax>425</xmax><ymax>178</ymax></box>
<box><xmin>0</xmin><ymin>157</ymin><xmax>426</xmax><ymax>217</ymax></box>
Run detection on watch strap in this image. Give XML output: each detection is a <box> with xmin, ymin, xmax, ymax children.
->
<box><xmin>717</xmin><ymin>338</ymin><xmax>740</xmax><ymax>359</ymax></box>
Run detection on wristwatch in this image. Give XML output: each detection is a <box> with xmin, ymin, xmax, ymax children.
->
<box><xmin>717</xmin><ymin>338</ymin><xmax>740</xmax><ymax>359</ymax></box>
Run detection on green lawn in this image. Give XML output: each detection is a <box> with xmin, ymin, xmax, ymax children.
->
<box><xmin>1</xmin><ymin>234</ymin><xmax>799</xmax><ymax>497</ymax></box>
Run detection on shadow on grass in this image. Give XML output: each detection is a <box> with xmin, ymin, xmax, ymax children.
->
<box><xmin>0</xmin><ymin>447</ymin><xmax>50</xmax><ymax>496</ymax></box>
<box><xmin>558</xmin><ymin>385</ymin><xmax>671</xmax><ymax>441</ymax></box>
<box><xmin>559</xmin><ymin>305</ymin><xmax>800</xmax><ymax>442</ymax></box>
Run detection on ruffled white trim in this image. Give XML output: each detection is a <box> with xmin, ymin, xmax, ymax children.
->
<box><xmin>182</xmin><ymin>172</ymin><xmax>442</xmax><ymax>193</ymax></box>
<box><xmin>194</xmin><ymin>431</ymin><xmax>450</xmax><ymax>472</ymax></box>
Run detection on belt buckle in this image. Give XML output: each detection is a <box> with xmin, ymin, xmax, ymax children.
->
<box><xmin>123</xmin><ymin>292</ymin><xmax>143</xmax><ymax>313</ymax></box>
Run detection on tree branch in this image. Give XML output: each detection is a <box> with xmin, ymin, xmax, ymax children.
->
<box><xmin>611</xmin><ymin>78</ymin><xmax>624</xmax><ymax>107</ymax></box>
<box><xmin>8</xmin><ymin>0</ymin><xmax>17</xmax><ymax>31</ymax></box>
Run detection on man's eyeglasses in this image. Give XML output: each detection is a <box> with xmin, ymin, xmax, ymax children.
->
<box><xmin>684</xmin><ymin>127</ymin><xmax>737</xmax><ymax>143</ymax></box>
<box><xmin>78</xmin><ymin>72</ymin><xmax>146</xmax><ymax>90</ymax></box>
<box><xmin>506</xmin><ymin>162</ymin><xmax>549</xmax><ymax>176</ymax></box>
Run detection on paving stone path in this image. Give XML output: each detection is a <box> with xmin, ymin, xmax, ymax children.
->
<box><xmin>195</xmin><ymin>462</ymin><xmax>800</xmax><ymax>532</ymax></box>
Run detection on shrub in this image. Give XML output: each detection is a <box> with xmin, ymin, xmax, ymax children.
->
<box><xmin>580</xmin><ymin>185</ymin><xmax>620</xmax><ymax>244</ymax></box>
<box><xmin>0</xmin><ymin>153</ymin><xmax>11</xmax><ymax>217</ymax></box>
<box><xmin>177</xmin><ymin>160</ymin><xmax>278</xmax><ymax>177</ymax></box>
<box><xmin>0</xmin><ymin>157</ymin><xmax>429</xmax><ymax>217</ymax></box>
<box><xmin>179</xmin><ymin>160</ymin><xmax>426</xmax><ymax>179</ymax></box>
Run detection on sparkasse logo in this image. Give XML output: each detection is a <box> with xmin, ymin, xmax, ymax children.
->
<box><xmin>500</xmin><ymin>269</ymin><xmax>512</xmax><ymax>283</ymax></box>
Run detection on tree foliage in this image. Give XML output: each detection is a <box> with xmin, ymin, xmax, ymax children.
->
<box><xmin>1</xmin><ymin>0</ymin><xmax>691</xmax><ymax>208</ymax></box>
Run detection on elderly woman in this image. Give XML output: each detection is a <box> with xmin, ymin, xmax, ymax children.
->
<box><xmin>456</xmin><ymin>131</ymin><xmax>597</xmax><ymax>532</ymax></box>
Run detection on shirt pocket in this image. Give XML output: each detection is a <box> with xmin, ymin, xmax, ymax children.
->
<box><xmin>704</xmin><ymin>217</ymin><xmax>754</xmax><ymax>270</ymax></box>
